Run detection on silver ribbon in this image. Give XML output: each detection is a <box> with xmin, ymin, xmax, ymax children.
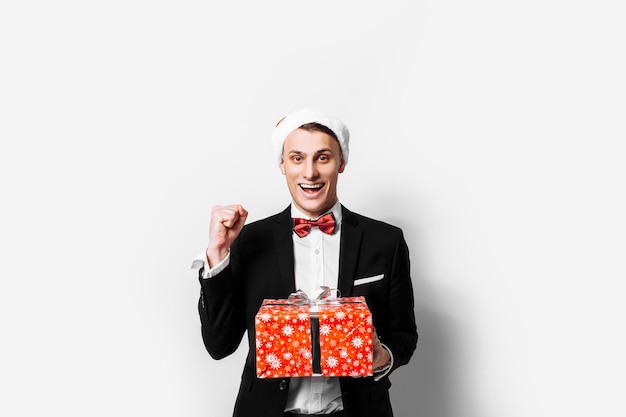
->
<box><xmin>287</xmin><ymin>286</ymin><xmax>341</xmax><ymax>306</ymax></box>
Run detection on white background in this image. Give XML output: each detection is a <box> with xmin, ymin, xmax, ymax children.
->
<box><xmin>1</xmin><ymin>1</ymin><xmax>625</xmax><ymax>416</ymax></box>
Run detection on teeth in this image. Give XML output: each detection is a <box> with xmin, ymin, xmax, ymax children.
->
<box><xmin>301</xmin><ymin>184</ymin><xmax>323</xmax><ymax>189</ymax></box>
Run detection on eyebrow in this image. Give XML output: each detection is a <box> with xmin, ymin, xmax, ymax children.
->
<box><xmin>287</xmin><ymin>148</ymin><xmax>334</xmax><ymax>155</ymax></box>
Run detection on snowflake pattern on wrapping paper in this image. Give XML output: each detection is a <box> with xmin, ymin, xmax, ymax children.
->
<box><xmin>299</xmin><ymin>347</ymin><xmax>312</xmax><ymax>359</ymax></box>
<box><xmin>265</xmin><ymin>353</ymin><xmax>281</xmax><ymax>369</ymax></box>
<box><xmin>351</xmin><ymin>336</ymin><xmax>364</xmax><ymax>348</ymax></box>
<box><xmin>326</xmin><ymin>356</ymin><xmax>338</xmax><ymax>368</ymax></box>
<box><xmin>282</xmin><ymin>324</ymin><xmax>294</xmax><ymax>337</ymax></box>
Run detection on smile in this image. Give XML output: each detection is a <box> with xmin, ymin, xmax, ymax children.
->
<box><xmin>299</xmin><ymin>183</ymin><xmax>324</xmax><ymax>192</ymax></box>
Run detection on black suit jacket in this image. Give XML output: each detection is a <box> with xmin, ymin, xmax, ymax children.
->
<box><xmin>198</xmin><ymin>206</ymin><xmax>417</xmax><ymax>417</ymax></box>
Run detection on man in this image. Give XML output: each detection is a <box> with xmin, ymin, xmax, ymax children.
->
<box><xmin>192</xmin><ymin>109</ymin><xmax>417</xmax><ymax>417</ymax></box>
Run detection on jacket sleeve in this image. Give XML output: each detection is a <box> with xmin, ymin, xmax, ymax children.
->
<box><xmin>379</xmin><ymin>230</ymin><xmax>418</xmax><ymax>374</ymax></box>
<box><xmin>197</xmin><ymin>261</ymin><xmax>246</xmax><ymax>359</ymax></box>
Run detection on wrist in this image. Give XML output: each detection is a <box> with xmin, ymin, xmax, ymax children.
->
<box><xmin>205</xmin><ymin>246</ymin><xmax>229</xmax><ymax>268</ymax></box>
<box><xmin>374</xmin><ymin>343</ymin><xmax>392</xmax><ymax>373</ymax></box>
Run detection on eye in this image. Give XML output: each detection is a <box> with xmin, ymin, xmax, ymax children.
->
<box><xmin>318</xmin><ymin>154</ymin><xmax>330</xmax><ymax>162</ymax></box>
<box><xmin>291</xmin><ymin>155</ymin><xmax>303</xmax><ymax>162</ymax></box>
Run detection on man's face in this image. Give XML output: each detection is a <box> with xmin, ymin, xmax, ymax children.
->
<box><xmin>280</xmin><ymin>128</ymin><xmax>346</xmax><ymax>219</ymax></box>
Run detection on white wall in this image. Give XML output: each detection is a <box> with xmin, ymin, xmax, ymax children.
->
<box><xmin>2</xmin><ymin>1</ymin><xmax>625</xmax><ymax>416</ymax></box>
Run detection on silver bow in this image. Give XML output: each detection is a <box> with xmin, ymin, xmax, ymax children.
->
<box><xmin>287</xmin><ymin>286</ymin><xmax>341</xmax><ymax>306</ymax></box>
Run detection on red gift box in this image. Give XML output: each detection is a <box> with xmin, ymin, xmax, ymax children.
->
<box><xmin>255</xmin><ymin>293</ymin><xmax>373</xmax><ymax>378</ymax></box>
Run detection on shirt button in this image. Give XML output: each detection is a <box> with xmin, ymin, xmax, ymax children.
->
<box><xmin>314</xmin><ymin>249</ymin><xmax>320</xmax><ymax>254</ymax></box>
<box><xmin>279</xmin><ymin>380</ymin><xmax>287</xmax><ymax>390</ymax></box>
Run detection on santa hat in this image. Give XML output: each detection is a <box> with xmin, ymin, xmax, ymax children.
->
<box><xmin>270</xmin><ymin>109</ymin><xmax>350</xmax><ymax>165</ymax></box>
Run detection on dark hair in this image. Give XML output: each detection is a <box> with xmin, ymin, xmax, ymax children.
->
<box><xmin>298</xmin><ymin>122</ymin><xmax>338</xmax><ymax>141</ymax></box>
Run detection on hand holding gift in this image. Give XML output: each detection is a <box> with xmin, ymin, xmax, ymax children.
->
<box><xmin>372</xmin><ymin>326</ymin><xmax>391</xmax><ymax>372</ymax></box>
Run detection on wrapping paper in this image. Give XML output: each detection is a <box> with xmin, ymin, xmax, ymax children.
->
<box><xmin>255</xmin><ymin>295</ymin><xmax>373</xmax><ymax>378</ymax></box>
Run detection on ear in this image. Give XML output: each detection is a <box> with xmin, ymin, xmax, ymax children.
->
<box><xmin>338</xmin><ymin>156</ymin><xmax>346</xmax><ymax>173</ymax></box>
<box><xmin>279</xmin><ymin>157</ymin><xmax>286</xmax><ymax>175</ymax></box>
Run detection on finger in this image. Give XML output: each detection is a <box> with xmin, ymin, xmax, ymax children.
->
<box><xmin>213</xmin><ymin>205</ymin><xmax>247</xmax><ymax>230</ymax></box>
<box><xmin>234</xmin><ymin>206</ymin><xmax>248</xmax><ymax>229</ymax></box>
<box><xmin>212</xmin><ymin>206</ymin><xmax>235</xmax><ymax>227</ymax></box>
<box><xmin>236</xmin><ymin>205</ymin><xmax>248</xmax><ymax>219</ymax></box>
<box><xmin>221</xmin><ymin>210</ymin><xmax>241</xmax><ymax>229</ymax></box>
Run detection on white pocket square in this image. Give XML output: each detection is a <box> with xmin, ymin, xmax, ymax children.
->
<box><xmin>353</xmin><ymin>274</ymin><xmax>385</xmax><ymax>286</ymax></box>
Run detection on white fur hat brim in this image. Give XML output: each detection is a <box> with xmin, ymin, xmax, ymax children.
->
<box><xmin>271</xmin><ymin>108</ymin><xmax>350</xmax><ymax>165</ymax></box>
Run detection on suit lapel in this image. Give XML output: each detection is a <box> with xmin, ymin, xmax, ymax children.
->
<box><xmin>272</xmin><ymin>206</ymin><xmax>297</xmax><ymax>295</ymax></box>
<box><xmin>338</xmin><ymin>206</ymin><xmax>363</xmax><ymax>297</ymax></box>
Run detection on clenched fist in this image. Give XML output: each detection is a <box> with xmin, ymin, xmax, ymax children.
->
<box><xmin>206</xmin><ymin>204</ymin><xmax>248</xmax><ymax>267</ymax></box>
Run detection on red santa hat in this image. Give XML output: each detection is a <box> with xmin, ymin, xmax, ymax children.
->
<box><xmin>271</xmin><ymin>109</ymin><xmax>350</xmax><ymax>165</ymax></box>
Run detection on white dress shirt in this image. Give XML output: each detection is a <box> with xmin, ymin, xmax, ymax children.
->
<box><xmin>284</xmin><ymin>202</ymin><xmax>344</xmax><ymax>414</ymax></box>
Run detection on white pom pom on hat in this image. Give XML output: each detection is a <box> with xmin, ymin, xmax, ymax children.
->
<box><xmin>271</xmin><ymin>108</ymin><xmax>350</xmax><ymax>165</ymax></box>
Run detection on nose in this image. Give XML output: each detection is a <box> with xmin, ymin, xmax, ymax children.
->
<box><xmin>303</xmin><ymin>159</ymin><xmax>318</xmax><ymax>179</ymax></box>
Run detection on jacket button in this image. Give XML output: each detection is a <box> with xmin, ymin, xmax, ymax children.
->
<box><xmin>279</xmin><ymin>380</ymin><xmax>287</xmax><ymax>390</ymax></box>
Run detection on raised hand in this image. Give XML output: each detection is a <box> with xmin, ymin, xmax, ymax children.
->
<box><xmin>206</xmin><ymin>204</ymin><xmax>248</xmax><ymax>267</ymax></box>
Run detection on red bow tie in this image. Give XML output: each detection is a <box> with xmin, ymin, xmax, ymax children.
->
<box><xmin>293</xmin><ymin>213</ymin><xmax>336</xmax><ymax>238</ymax></box>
